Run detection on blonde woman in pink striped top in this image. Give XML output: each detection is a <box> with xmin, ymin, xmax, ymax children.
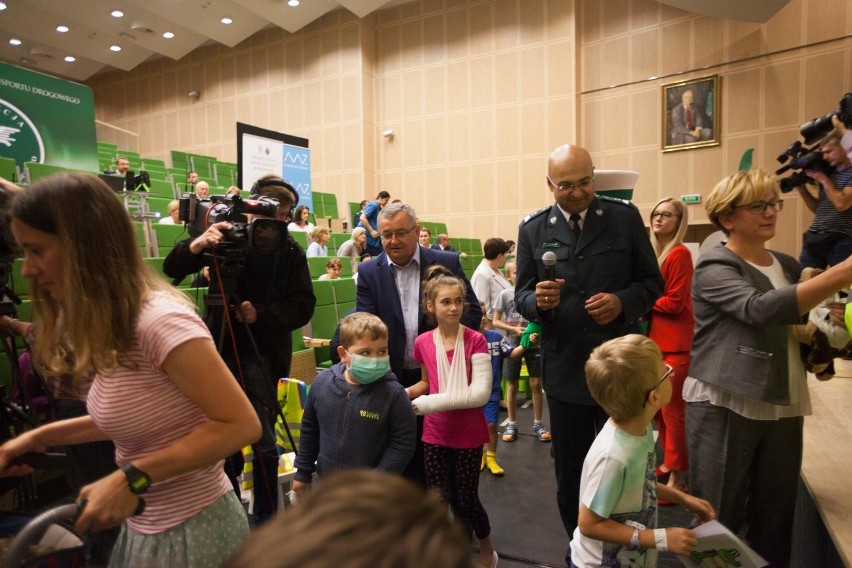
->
<box><xmin>0</xmin><ymin>173</ymin><xmax>260</xmax><ymax>567</ymax></box>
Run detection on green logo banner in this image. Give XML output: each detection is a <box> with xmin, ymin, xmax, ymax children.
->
<box><xmin>0</xmin><ymin>61</ymin><xmax>97</xmax><ymax>173</ymax></box>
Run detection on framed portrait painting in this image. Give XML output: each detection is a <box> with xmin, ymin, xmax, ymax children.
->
<box><xmin>662</xmin><ymin>75</ymin><xmax>720</xmax><ymax>152</ymax></box>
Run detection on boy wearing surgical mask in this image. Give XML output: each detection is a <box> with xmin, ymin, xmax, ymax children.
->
<box><xmin>292</xmin><ymin>312</ymin><xmax>417</xmax><ymax>497</ymax></box>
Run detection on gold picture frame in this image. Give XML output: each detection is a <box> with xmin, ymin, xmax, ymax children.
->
<box><xmin>662</xmin><ymin>75</ymin><xmax>720</xmax><ymax>152</ymax></box>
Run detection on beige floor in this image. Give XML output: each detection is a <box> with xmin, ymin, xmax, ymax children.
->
<box><xmin>832</xmin><ymin>357</ymin><xmax>852</xmax><ymax>378</ymax></box>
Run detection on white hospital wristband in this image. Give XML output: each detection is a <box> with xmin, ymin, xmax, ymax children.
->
<box><xmin>630</xmin><ymin>527</ymin><xmax>640</xmax><ymax>548</ymax></box>
<box><xmin>654</xmin><ymin>528</ymin><xmax>668</xmax><ymax>551</ymax></box>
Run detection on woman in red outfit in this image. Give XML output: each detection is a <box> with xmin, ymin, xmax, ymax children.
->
<box><xmin>647</xmin><ymin>197</ymin><xmax>693</xmax><ymax>492</ymax></box>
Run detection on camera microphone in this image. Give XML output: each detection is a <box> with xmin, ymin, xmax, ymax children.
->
<box><xmin>542</xmin><ymin>251</ymin><xmax>557</xmax><ymax>321</ymax></box>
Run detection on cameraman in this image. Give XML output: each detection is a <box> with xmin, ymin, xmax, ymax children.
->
<box><xmin>796</xmin><ymin>133</ymin><xmax>852</xmax><ymax>268</ymax></box>
<box><xmin>163</xmin><ymin>175</ymin><xmax>316</xmax><ymax>525</ymax></box>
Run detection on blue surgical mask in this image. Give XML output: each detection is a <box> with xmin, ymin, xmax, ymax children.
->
<box><xmin>345</xmin><ymin>352</ymin><xmax>390</xmax><ymax>384</ymax></box>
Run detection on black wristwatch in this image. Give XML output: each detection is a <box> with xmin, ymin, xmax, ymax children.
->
<box><xmin>121</xmin><ymin>463</ymin><xmax>151</xmax><ymax>495</ymax></box>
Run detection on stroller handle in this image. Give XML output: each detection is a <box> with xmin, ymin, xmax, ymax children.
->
<box><xmin>3</xmin><ymin>502</ymin><xmax>82</xmax><ymax>568</ymax></box>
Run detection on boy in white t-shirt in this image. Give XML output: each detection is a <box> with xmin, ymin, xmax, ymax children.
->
<box><xmin>569</xmin><ymin>335</ymin><xmax>715</xmax><ymax>568</ymax></box>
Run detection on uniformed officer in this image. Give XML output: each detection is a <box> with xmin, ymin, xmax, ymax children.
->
<box><xmin>514</xmin><ymin>144</ymin><xmax>663</xmax><ymax>562</ymax></box>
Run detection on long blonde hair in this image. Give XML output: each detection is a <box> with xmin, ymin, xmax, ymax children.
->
<box><xmin>648</xmin><ymin>197</ymin><xmax>688</xmax><ymax>267</ymax></box>
<box><xmin>11</xmin><ymin>173</ymin><xmax>190</xmax><ymax>379</ymax></box>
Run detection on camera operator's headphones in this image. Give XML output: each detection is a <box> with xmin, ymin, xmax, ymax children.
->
<box><xmin>250</xmin><ymin>176</ymin><xmax>299</xmax><ymax>218</ymax></box>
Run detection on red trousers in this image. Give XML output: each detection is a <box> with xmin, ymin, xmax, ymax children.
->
<box><xmin>654</xmin><ymin>351</ymin><xmax>690</xmax><ymax>471</ymax></box>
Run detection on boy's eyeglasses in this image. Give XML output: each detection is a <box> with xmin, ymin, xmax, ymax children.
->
<box><xmin>642</xmin><ymin>364</ymin><xmax>674</xmax><ymax>407</ymax></box>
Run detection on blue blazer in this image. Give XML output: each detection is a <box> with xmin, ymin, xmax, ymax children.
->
<box><xmin>356</xmin><ymin>247</ymin><xmax>482</xmax><ymax>381</ymax></box>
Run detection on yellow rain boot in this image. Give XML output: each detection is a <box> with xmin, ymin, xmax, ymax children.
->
<box><xmin>486</xmin><ymin>451</ymin><xmax>504</xmax><ymax>476</ymax></box>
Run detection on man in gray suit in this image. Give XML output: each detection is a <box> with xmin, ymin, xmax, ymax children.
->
<box><xmin>671</xmin><ymin>89</ymin><xmax>713</xmax><ymax>145</ymax></box>
<box><xmin>514</xmin><ymin>145</ymin><xmax>662</xmax><ymax>562</ymax></box>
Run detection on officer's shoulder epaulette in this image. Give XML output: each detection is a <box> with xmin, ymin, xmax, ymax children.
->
<box><xmin>598</xmin><ymin>195</ymin><xmax>637</xmax><ymax>209</ymax></box>
<box><xmin>522</xmin><ymin>206</ymin><xmax>550</xmax><ymax>224</ymax></box>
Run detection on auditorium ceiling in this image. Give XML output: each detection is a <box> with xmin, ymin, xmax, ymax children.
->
<box><xmin>0</xmin><ymin>0</ymin><xmax>417</xmax><ymax>81</ymax></box>
<box><xmin>0</xmin><ymin>0</ymin><xmax>790</xmax><ymax>83</ymax></box>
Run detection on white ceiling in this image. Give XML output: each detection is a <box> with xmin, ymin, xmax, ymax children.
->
<box><xmin>0</xmin><ymin>0</ymin><xmax>415</xmax><ymax>82</ymax></box>
<box><xmin>0</xmin><ymin>0</ymin><xmax>793</xmax><ymax>84</ymax></box>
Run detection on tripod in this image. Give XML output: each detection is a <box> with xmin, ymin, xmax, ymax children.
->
<box><xmin>202</xmin><ymin>248</ymin><xmax>297</xmax><ymax>520</ymax></box>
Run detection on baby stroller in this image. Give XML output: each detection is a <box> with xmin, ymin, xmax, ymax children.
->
<box><xmin>1</xmin><ymin>502</ymin><xmax>85</xmax><ymax>568</ymax></box>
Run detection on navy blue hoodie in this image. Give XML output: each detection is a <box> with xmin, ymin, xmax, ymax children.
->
<box><xmin>294</xmin><ymin>363</ymin><xmax>416</xmax><ymax>483</ymax></box>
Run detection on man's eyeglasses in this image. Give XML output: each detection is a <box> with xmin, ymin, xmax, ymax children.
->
<box><xmin>380</xmin><ymin>225</ymin><xmax>418</xmax><ymax>241</ymax></box>
<box><xmin>642</xmin><ymin>364</ymin><xmax>674</xmax><ymax>407</ymax></box>
<box><xmin>548</xmin><ymin>177</ymin><xmax>595</xmax><ymax>192</ymax></box>
<box><xmin>651</xmin><ymin>211</ymin><xmax>680</xmax><ymax>220</ymax></box>
<box><xmin>737</xmin><ymin>199</ymin><xmax>783</xmax><ymax>214</ymax></box>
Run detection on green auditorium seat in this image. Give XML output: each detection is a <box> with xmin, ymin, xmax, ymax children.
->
<box><xmin>141</xmin><ymin>157</ymin><xmax>166</xmax><ymax>169</ymax></box>
<box><xmin>147</xmin><ymin>179</ymin><xmax>175</xmax><ymax>199</ymax></box>
<box><xmin>348</xmin><ymin>201</ymin><xmax>361</xmax><ymax>222</ymax></box>
<box><xmin>170</xmin><ymin>150</ymin><xmax>188</xmax><ymax>170</ymax></box>
<box><xmin>330</xmin><ymin>232</ymin><xmax>350</xmax><ymax>250</ymax></box>
<box><xmin>143</xmin><ymin>167</ymin><xmax>169</xmax><ymax>182</ymax></box>
<box><xmin>189</xmin><ymin>155</ymin><xmax>218</xmax><ymax>179</ymax></box>
<box><xmin>0</xmin><ymin>157</ymin><xmax>17</xmax><ymax>183</ymax></box>
<box><xmin>310</xmin><ymin>304</ymin><xmax>338</xmax><ymax>368</ymax></box>
<box><xmin>330</xmin><ymin>278</ymin><xmax>356</xmax><ymax>319</ymax></box>
<box><xmin>290</xmin><ymin>231</ymin><xmax>308</xmax><ymax>250</ymax></box>
<box><xmin>153</xmin><ymin>223</ymin><xmax>189</xmax><ymax>250</ymax></box>
<box><xmin>25</xmin><ymin>162</ymin><xmax>80</xmax><ymax>183</ymax></box>
<box><xmin>308</xmin><ymin>257</ymin><xmax>341</xmax><ymax>279</ymax></box>
<box><xmin>312</xmin><ymin>279</ymin><xmax>335</xmax><ymax>306</ymax></box>
<box><xmin>214</xmin><ymin>162</ymin><xmax>237</xmax><ymax>187</ymax></box>
<box><xmin>147</xmin><ymin>197</ymin><xmax>173</xmax><ymax>218</ymax></box>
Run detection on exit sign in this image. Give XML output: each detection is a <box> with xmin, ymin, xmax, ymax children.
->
<box><xmin>682</xmin><ymin>194</ymin><xmax>701</xmax><ymax>204</ymax></box>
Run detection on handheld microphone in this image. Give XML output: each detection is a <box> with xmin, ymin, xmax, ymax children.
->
<box><xmin>542</xmin><ymin>251</ymin><xmax>557</xmax><ymax>281</ymax></box>
<box><xmin>542</xmin><ymin>251</ymin><xmax>557</xmax><ymax>320</ymax></box>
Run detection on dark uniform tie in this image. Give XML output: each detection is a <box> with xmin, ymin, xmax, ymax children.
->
<box><xmin>569</xmin><ymin>213</ymin><xmax>582</xmax><ymax>239</ymax></box>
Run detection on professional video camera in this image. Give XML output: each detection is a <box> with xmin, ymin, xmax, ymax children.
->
<box><xmin>799</xmin><ymin>92</ymin><xmax>852</xmax><ymax>145</ymax></box>
<box><xmin>178</xmin><ymin>193</ymin><xmax>285</xmax><ymax>253</ymax></box>
<box><xmin>776</xmin><ymin>141</ymin><xmax>834</xmax><ymax>193</ymax></box>
<box><xmin>776</xmin><ymin>92</ymin><xmax>852</xmax><ymax>193</ymax></box>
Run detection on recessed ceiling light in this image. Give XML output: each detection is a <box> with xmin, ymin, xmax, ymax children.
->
<box><xmin>9</xmin><ymin>38</ymin><xmax>21</xmax><ymax>46</ymax></box>
<box><xmin>220</xmin><ymin>17</ymin><xmax>233</xmax><ymax>24</ymax></box>
<box><xmin>110</xmin><ymin>45</ymin><xmax>122</xmax><ymax>52</ymax></box>
<box><xmin>0</xmin><ymin>2</ymin><xmax>7</xmax><ymax>10</ymax></box>
<box><xmin>65</xmin><ymin>56</ymin><xmax>76</xmax><ymax>62</ymax></box>
<box><xmin>111</xmin><ymin>10</ymin><xmax>124</xmax><ymax>18</ymax></box>
<box><xmin>288</xmin><ymin>0</ymin><xmax>300</xmax><ymax>6</ymax></box>
<box><xmin>56</xmin><ymin>25</ymin><xmax>70</xmax><ymax>33</ymax></box>
<box><xmin>163</xmin><ymin>31</ymin><xmax>175</xmax><ymax>39</ymax></box>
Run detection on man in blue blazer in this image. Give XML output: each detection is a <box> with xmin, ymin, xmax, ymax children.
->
<box><xmin>357</xmin><ymin>202</ymin><xmax>481</xmax><ymax>385</ymax></box>
<box><xmin>357</xmin><ymin>202</ymin><xmax>482</xmax><ymax>484</ymax></box>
